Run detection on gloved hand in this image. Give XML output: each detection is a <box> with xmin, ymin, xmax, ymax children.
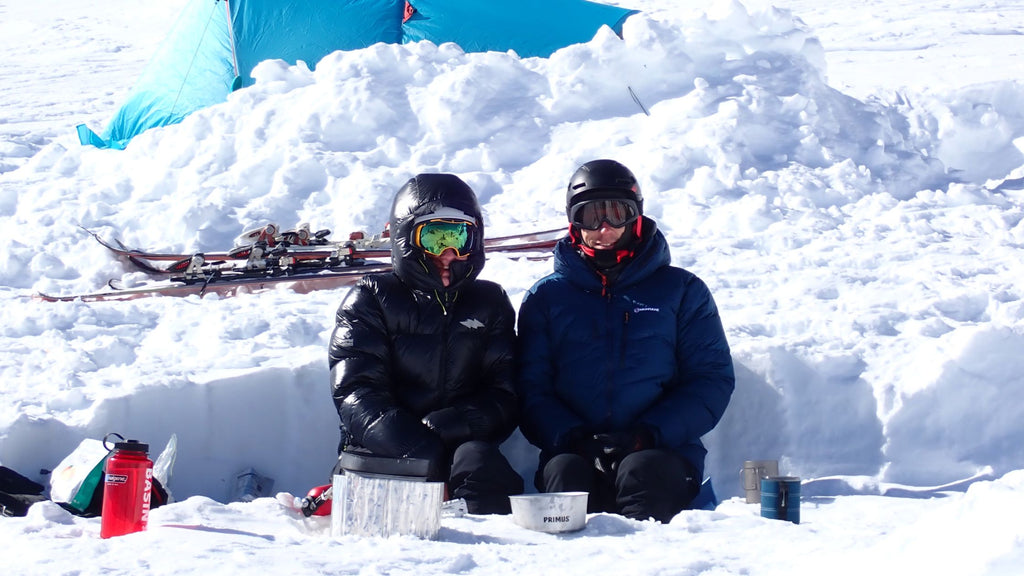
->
<box><xmin>422</xmin><ymin>407</ymin><xmax>472</xmax><ymax>448</ymax></box>
<box><xmin>401</xmin><ymin>433</ymin><xmax>447</xmax><ymax>482</ymax></box>
<box><xmin>593</xmin><ymin>427</ymin><xmax>656</xmax><ymax>459</ymax></box>
<box><xmin>362</xmin><ymin>408</ymin><xmax>447</xmax><ymax>480</ymax></box>
<box><xmin>553</xmin><ymin>426</ymin><xmax>607</xmax><ymax>473</ymax></box>
<box><xmin>581</xmin><ymin>427</ymin><xmax>656</xmax><ymax>476</ymax></box>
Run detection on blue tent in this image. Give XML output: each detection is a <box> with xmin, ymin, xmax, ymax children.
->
<box><xmin>78</xmin><ymin>0</ymin><xmax>637</xmax><ymax>150</ymax></box>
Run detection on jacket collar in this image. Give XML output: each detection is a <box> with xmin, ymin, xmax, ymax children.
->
<box><xmin>554</xmin><ymin>216</ymin><xmax>671</xmax><ymax>292</ymax></box>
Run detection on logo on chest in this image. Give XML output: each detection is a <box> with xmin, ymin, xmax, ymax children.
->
<box><xmin>460</xmin><ymin>318</ymin><xmax>485</xmax><ymax>329</ymax></box>
<box><xmin>625</xmin><ymin>296</ymin><xmax>661</xmax><ymax>315</ymax></box>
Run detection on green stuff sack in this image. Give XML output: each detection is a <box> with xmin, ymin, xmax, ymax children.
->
<box><xmin>49</xmin><ymin>438</ymin><xmax>110</xmax><ymax>516</ymax></box>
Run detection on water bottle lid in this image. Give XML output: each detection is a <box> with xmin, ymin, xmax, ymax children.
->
<box><xmin>114</xmin><ymin>439</ymin><xmax>149</xmax><ymax>453</ymax></box>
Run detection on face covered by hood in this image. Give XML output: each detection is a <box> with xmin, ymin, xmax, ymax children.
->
<box><xmin>389</xmin><ymin>173</ymin><xmax>486</xmax><ymax>293</ymax></box>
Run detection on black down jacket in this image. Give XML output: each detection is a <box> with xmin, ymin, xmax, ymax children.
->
<box><xmin>328</xmin><ymin>174</ymin><xmax>518</xmax><ymax>460</ymax></box>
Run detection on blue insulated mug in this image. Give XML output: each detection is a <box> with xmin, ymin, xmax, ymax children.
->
<box><xmin>760</xmin><ymin>476</ymin><xmax>801</xmax><ymax>524</ymax></box>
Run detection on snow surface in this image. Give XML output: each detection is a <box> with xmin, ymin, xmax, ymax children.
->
<box><xmin>1</xmin><ymin>0</ymin><xmax>1023</xmax><ymax>573</ymax></box>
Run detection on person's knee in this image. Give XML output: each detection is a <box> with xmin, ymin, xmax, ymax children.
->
<box><xmin>448</xmin><ymin>441</ymin><xmax>523</xmax><ymax>514</ymax></box>
<box><xmin>541</xmin><ymin>453</ymin><xmax>592</xmax><ymax>492</ymax></box>
<box><xmin>451</xmin><ymin>440</ymin><xmax>504</xmax><ymax>480</ymax></box>
<box><xmin>543</xmin><ymin>453</ymin><xmax>590</xmax><ymax>478</ymax></box>
<box><xmin>615</xmin><ymin>450</ymin><xmax>697</xmax><ymax>522</ymax></box>
<box><xmin>546</xmin><ymin>452</ymin><xmax>587</xmax><ymax>468</ymax></box>
<box><xmin>452</xmin><ymin>439</ymin><xmax>492</xmax><ymax>463</ymax></box>
<box><xmin>618</xmin><ymin>450</ymin><xmax>690</xmax><ymax>480</ymax></box>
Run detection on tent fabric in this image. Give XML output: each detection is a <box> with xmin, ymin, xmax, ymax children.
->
<box><xmin>98</xmin><ymin>0</ymin><xmax>236</xmax><ymax>150</ymax></box>
<box><xmin>403</xmin><ymin>0</ymin><xmax>634</xmax><ymax>58</ymax></box>
<box><xmin>79</xmin><ymin>0</ymin><xmax>637</xmax><ymax>150</ymax></box>
<box><xmin>229</xmin><ymin>0</ymin><xmax>406</xmax><ymax>87</ymax></box>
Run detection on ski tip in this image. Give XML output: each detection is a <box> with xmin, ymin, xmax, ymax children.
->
<box><xmin>82</xmin><ymin>226</ymin><xmax>132</xmax><ymax>253</ymax></box>
<box><xmin>127</xmin><ymin>255</ymin><xmax>170</xmax><ymax>274</ymax></box>
<box><xmin>32</xmin><ymin>292</ymin><xmax>73</xmax><ymax>303</ymax></box>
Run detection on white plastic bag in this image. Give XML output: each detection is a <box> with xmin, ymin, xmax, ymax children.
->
<box><xmin>49</xmin><ymin>438</ymin><xmax>109</xmax><ymax>511</ymax></box>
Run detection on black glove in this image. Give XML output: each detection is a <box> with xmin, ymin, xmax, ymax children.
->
<box><xmin>360</xmin><ymin>408</ymin><xmax>447</xmax><ymax>479</ymax></box>
<box><xmin>400</xmin><ymin>433</ymin><xmax>447</xmax><ymax>482</ymax></box>
<box><xmin>585</xmin><ymin>427</ymin><xmax>657</xmax><ymax>475</ymax></box>
<box><xmin>593</xmin><ymin>427</ymin><xmax>655</xmax><ymax>457</ymax></box>
<box><xmin>422</xmin><ymin>407</ymin><xmax>472</xmax><ymax>448</ymax></box>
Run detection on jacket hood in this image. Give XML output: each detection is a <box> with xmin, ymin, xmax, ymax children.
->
<box><xmin>390</xmin><ymin>173</ymin><xmax>485</xmax><ymax>293</ymax></box>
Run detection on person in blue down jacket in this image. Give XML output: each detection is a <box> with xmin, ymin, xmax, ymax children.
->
<box><xmin>516</xmin><ymin>159</ymin><xmax>735</xmax><ymax>523</ymax></box>
<box><xmin>329</xmin><ymin>173</ymin><xmax>523</xmax><ymax>514</ymax></box>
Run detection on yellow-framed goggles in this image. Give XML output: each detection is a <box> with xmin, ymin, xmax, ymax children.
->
<box><xmin>413</xmin><ymin>219</ymin><xmax>477</xmax><ymax>257</ymax></box>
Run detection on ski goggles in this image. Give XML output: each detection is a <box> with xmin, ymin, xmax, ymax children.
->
<box><xmin>570</xmin><ymin>198</ymin><xmax>640</xmax><ymax>230</ymax></box>
<box><xmin>413</xmin><ymin>219</ymin><xmax>477</xmax><ymax>257</ymax></box>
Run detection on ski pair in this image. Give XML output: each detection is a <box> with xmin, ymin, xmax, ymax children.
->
<box><xmin>85</xmin><ymin>226</ymin><xmax>564</xmax><ymax>275</ymax></box>
<box><xmin>37</xmin><ymin>224</ymin><xmax>564</xmax><ymax>302</ymax></box>
<box><xmin>34</xmin><ymin>261</ymin><xmax>394</xmax><ymax>303</ymax></box>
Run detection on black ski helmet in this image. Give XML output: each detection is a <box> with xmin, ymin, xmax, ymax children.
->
<box><xmin>565</xmin><ymin>159</ymin><xmax>643</xmax><ymax>221</ymax></box>
<box><xmin>389</xmin><ymin>173</ymin><xmax>485</xmax><ymax>292</ymax></box>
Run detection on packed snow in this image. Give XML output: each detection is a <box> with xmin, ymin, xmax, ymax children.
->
<box><xmin>1</xmin><ymin>0</ymin><xmax>1023</xmax><ymax>574</ymax></box>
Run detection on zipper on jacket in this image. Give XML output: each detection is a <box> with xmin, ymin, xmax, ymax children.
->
<box><xmin>442</xmin><ymin>296</ymin><xmax>450</xmax><ymax>397</ymax></box>
<box><xmin>434</xmin><ymin>290</ymin><xmax>449</xmax><ymax>316</ymax></box>
<box><xmin>435</xmin><ymin>289</ymin><xmax>454</xmax><ymax>399</ymax></box>
<box><xmin>602</xmin><ymin>288</ymin><xmax>615</xmax><ymax>423</ymax></box>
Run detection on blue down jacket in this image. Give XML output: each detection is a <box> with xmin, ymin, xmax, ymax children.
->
<box><xmin>516</xmin><ymin>218</ymin><xmax>734</xmax><ymax>479</ymax></box>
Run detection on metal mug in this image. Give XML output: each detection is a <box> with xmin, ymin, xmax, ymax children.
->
<box><xmin>760</xmin><ymin>476</ymin><xmax>801</xmax><ymax>524</ymax></box>
<box><xmin>740</xmin><ymin>460</ymin><xmax>779</xmax><ymax>503</ymax></box>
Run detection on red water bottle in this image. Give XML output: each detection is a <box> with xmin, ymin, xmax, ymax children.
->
<box><xmin>100</xmin><ymin>439</ymin><xmax>154</xmax><ymax>539</ymax></box>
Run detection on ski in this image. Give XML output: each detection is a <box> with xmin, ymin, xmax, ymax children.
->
<box><xmin>85</xmin><ymin>225</ymin><xmax>565</xmax><ymax>272</ymax></box>
<box><xmin>34</xmin><ymin>261</ymin><xmax>393</xmax><ymax>303</ymax></box>
<box><xmin>40</xmin><ymin>225</ymin><xmax>565</xmax><ymax>302</ymax></box>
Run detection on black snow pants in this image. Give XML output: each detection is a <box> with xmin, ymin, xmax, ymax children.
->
<box><xmin>449</xmin><ymin>440</ymin><xmax>524</xmax><ymax>515</ymax></box>
<box><xmin>539</xmin><ymin>449</ymin><xmax>699</xmax><ymax>523</ymax></box>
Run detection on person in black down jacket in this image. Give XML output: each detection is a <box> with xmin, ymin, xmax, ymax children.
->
<box><xmin>516</xmin><ymin>159</ymin><xmax>735</xmax><ymax>522</ymax></box>
<box><xmin>329</xmin><ymin>173</ymin><xmax>523</xmax><ymax>514</ymax></box>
